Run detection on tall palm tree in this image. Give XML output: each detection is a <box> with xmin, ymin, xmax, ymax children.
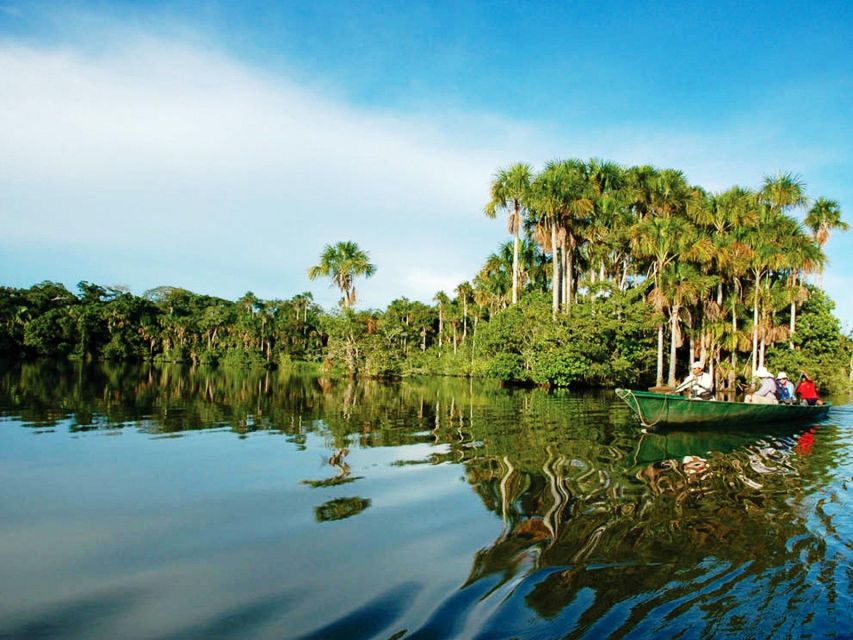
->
<box><xmin>556</xmin><ymin>159</ymin><xmax>595</xmax><ymax>311</ymax></box>
<box><xmin>631</xmin><ymin>170</ymin><xmax>709</xmax><ymax>386</ymax></box>
<box><xmin>750</xmin><ymin>173</ymin><xmax>806</xmax><ymax>370</ymax></box>
<box><xmin>659</xmin><ymin>262</ymin><xmax>716</xmax><ymax>386</ymax></box>
<box><xmin>779</xmin><ymin>220</ymin><xmax>824</xmax><ymax>345</ymax></box>
<box><xmin>805</xmin><ymin>197</ymin><xmax>847</xmax><ymax>247</ymax></box>
<box><xmin>455</xmin><ymin>281</ymin><xmax>474</xmax><ymax>342</ymax></box>
<box><xmin>804</xmin><ymin>197</ymin><xmax>847</xmax><ymax>286</ymax></box>
<box><xmin>307</xmin><ymin>241</ymin><xmax>377</xmax><ymax>309</ymax></box>
<box><xmin>586</xmin><ymin>159</ymin><xmax>628</xmax><ymax>285</ymax></box>
<box><xmin>434</xmin><ymin>291</ymin><xmax>451</xmax><ymax>350</ymax></box>
<box><xmin>632</xmin><ymin>216</ymin><xmax>694</xmax><ymax>386</ymax></box>
<box><xmin>705</xmin><ymin>188</ymin><xmax>758</xmax><ymax>380</ymax></box>
<box><xmin>485</xmin><ymin>163</ymin><xmax>533</xmax><ymax>305</ymax></box>
<box><xmin>530</xmin><ymin>162</ymin><xmax>568</xmax><ymax>319</ymax></box>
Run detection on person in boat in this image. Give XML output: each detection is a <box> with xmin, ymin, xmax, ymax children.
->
<box><xmin>796</xmin><ymin>372</ymin><xmax>821</xmax><ymax>406</ymax></box>
<box><xmin>775</xmin><ymin>372</ymin><xmax>796</xmax><ymax>404</ymax></box>
<box><xmin>673</xmin><ymin>361</ymin><xmax>714</xmax><ymax>400</ymax></box>
<box><xmin>745</xmin><ymin>366</ymin><xmax>778</xmax><ymax>404</ymax></box>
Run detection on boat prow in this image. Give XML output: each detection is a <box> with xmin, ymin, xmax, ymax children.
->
<box><xmin>615</xmin><ymin>388</ymin><xmax>831</xmax><ymax>429</ymax></box>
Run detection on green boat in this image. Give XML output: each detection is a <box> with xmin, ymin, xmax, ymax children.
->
<box><xmin>616</xmin><ymin>388</ymin><xmax>831</xmax><ymax>429</ymax></box>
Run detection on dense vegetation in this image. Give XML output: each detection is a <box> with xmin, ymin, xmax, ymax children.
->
<box><xmin>1</xmin><ymin>160</ymin><xmax>849</xmax><ymax>392</ymax></box>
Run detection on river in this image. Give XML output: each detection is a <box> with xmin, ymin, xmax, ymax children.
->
<box><xmin>0</xmin><ymin>361</ymin><xmax>850</xmax><ymax>639</ymax></box>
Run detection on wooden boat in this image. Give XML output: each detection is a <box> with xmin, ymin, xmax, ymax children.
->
<box><xmin>615</xmin><ymin>388</ymin><xmax>831</xmax><ymax>428</ymax></box>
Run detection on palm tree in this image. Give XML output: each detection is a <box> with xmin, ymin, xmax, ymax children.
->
<box><xmin>630</xmin><ymin>170</ymin><xmax>710</xmax><ymax>386</ymax></box>
<box><xmin>555</xmin><ymin>159</ymin><xmax>594</xmax><ymax>311</ymax></box>
<box><xmin>749</xmin><ymin>173</ymin><xmax>806</xmax><ymax>370</ymax></box>
<box><xmin>703</xmin><ymin>188</ymin><xmax>759</xmax><ymax>382</ymax></box>
<box><xmin>434</xmin><ymin>290</ymin><xmax>451</xmax><ymax>350</ymax></box>
<box><xmin>760</xmin><ymin>172</ymin><xmax>807</xmax><ymax>214</ymax></box>
<box><xmin>485</xmin><ymin>163</ymin><xmax>533</xmax><ymax>305</ymax></box>
<box><xmin>632</xmin><ymin>215</ymin><xmax>692</xmax><ymax>386</ymax></box>
<box><xmin>530</xmin><ymin>162</ymin><xmax>567</xmax><ymax>319</ymax></box>
<box><xmin>659</xmin><ymin>263</ymin><xmax>717</xmax><ymax>386</ymax></box>
<box><xmin>455</xmin><ymin>281</ymin><xmax>474</xmax><ymax>342</ymax></box>
<box><xmin>307</xmin><ymin>241</ymin><xmax>377</xmax><ymax>309</ymax></box>
<box><xmin>805</xmin><ymin>197</ymin><xmax>847</xmax><ymax>246</ymax></box>
<box><xmin>804</xmin><ymin>197</ymin><xmax>847</xmax><ymax>286</ymax></box>
<box><xmin>779</xmin><ymin>220</ymin><xmax>824</xmax><ymax>345</ymax></box>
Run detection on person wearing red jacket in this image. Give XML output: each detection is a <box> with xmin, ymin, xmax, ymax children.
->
<box><xmin>796</xmin><ymin>372</ymin><xmax>820</xmax><ymax>406</ymax></box>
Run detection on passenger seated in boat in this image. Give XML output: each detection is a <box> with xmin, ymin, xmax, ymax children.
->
<box><xmin>673</xmin><ymin>361</ymin><xmax>714</xmax><ymax>400</ymax></box>
<box><xmin>796</xmin><ymin>372</ymin><xmax>821</xmax><ymax>406</ymax></box>
<box><xmin>745</xmin><ymin>367</ymin><xmax>778</xmax><ymax>404</ymax></box>
<box><xmin>775</xmin><ymin>372</ymin><xmax>796</xmax><ymax>404</ymax></box>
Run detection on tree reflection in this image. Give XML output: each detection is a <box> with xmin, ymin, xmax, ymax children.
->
<box><xmin>314</xmin><ymin>497</ymin><xmax>371</xmax><ymax>522</ymax></box>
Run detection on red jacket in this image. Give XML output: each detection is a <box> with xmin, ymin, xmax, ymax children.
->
<box><xmin>796</xmin><ymin>379</ymin><xmax>818</xmax><ymax>400</ymax></box>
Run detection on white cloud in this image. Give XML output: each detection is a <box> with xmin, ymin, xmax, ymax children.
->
<box><xmin>0</xmin><ymin>37</ymin><xmax>514</xmax><ymax>306</ymax></box>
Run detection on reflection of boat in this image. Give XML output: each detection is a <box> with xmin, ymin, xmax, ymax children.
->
<box><xmin>631</xmin><ymin>426</ymin><xmax>806</xmax><ymax>465</ymax></box>
<box><xmin>616</xmin><ymin>388</ymin><xmax>830</xmax><ymax>428</ymax></box>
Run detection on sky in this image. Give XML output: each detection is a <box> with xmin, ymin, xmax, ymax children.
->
<box><xmin>1</xmin><ymin>0</ymin><xmax>851</xmax><ymax>325</ymax></box>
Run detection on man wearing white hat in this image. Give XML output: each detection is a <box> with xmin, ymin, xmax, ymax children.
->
<box><xmin>775</xmin><ymin>372</ymin><xmax>795</xmax><ymax>404</ymax></box>
<box><xmin>673</xmin><ymin>361</ymin><xmax>714</xmax><ymax>400</ymax></box>
<box><xmin>745</xmin><ymin>366</ymin><xmax>778</xmax><ymax>404</ymax></box>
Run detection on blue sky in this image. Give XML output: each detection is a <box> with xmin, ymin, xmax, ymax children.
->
<box><xmin>1</xmin><ymin>0</ymin><xmax>851</xmax><ymax>325</ymax></box>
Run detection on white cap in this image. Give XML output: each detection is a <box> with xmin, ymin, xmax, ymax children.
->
<box><xmin>691</xmin><ymin>361</ymin><xmax>703</xmax><ymax>370</ymax></box>
<box><xmin>776</xmin><ymin>371</ymin><xmax>788</xmax><ymax>380</ymax></box>
<box><xmin>755</xmin><ymin>366</ymin><xmax>773</xmax><ymax>378</ymax></box>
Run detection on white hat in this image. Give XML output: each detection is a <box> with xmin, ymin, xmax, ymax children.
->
<box><xmin>776</xmin><ymin>371</ymin><xmax>788</xmax><ymax>380</ymax></box>
<box><xmin>691</xmin><ymin>361</ymin><xmax>703</xmax><ymax>369</ymax></box>
<box><xmin>755</xmin><ymin>366</ymin><xmax>773</xmax><ymax>378</ymax></box>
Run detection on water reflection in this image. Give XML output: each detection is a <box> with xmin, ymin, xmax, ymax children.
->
<box><xmin>0</xmin><ymin>360</ymin><xmax>849</xmax><ymax>639</ymax></box>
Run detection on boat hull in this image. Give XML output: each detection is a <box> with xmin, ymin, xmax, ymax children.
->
<box><xmin>616</xmin><ymin>388</ymin><xmax>831</xmax><ymax>428</ymax></box>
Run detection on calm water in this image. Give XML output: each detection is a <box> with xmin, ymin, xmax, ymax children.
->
<box><xmin>0</xmin><ymin>361</ymin><xmax>850</xmax><ymax>640</ymax></box>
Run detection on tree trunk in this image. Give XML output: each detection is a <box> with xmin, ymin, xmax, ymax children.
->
<box><xmin>438</xmin><ymin>306</ymin><xmax>443</xmax><ymax>349</ymax></box>
<box><xmin>462</xmin><ymin>300</ymin><xmax>468</xmax><ymax>341</ymax></box>
<box><xmin>512</xmin><ymin>216</ymin><xmax>520</xmax><ymax>305</ymax></box>
<box><xmin>560</xmin><ymin>235</ymin><xmax>568</xmax><ymax>309</ymax></box>
<box><xmin>566</xmin><ymin>236</ymin><xmax>574</xmax><ymax>313</ymax></box>
<box><xmin>667</xmin><ymin>305</ymin><xmax>679</xmax><ymax>387</ymax></box>
<box><xmin>703</xmin><ymin>341</ymin><xmax>717</xmax><ymax>389</ymax></box>
<box><xmin>551</xmin><ymin>223</ymin><xmax>559</xmax><ymax>320</ymax></box>
<box><xmin>751</xmin><ymin>271</ymin><xmax>760</xmax><ymax>375</ymax></box>
<box><xmin>789</xmin><ymin>272</ymin><xmax>797</xmax><ymax>349</ymax></box>
<box><xmin>656</xmin><ymin>323</ymin><xmax>664</xmax><ymax>386</ymax></box>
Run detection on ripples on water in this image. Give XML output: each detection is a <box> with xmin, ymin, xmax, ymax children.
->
<box><xmin>0</xmin><ymin>361</ymin><xmax>850</xmax><ymax>639</ymax></box>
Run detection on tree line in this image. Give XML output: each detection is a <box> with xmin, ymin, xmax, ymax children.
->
<box><xmin>0</xmin><ymin>159</ymin><xmax>849</xmax><ymax>392</ymax></box>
